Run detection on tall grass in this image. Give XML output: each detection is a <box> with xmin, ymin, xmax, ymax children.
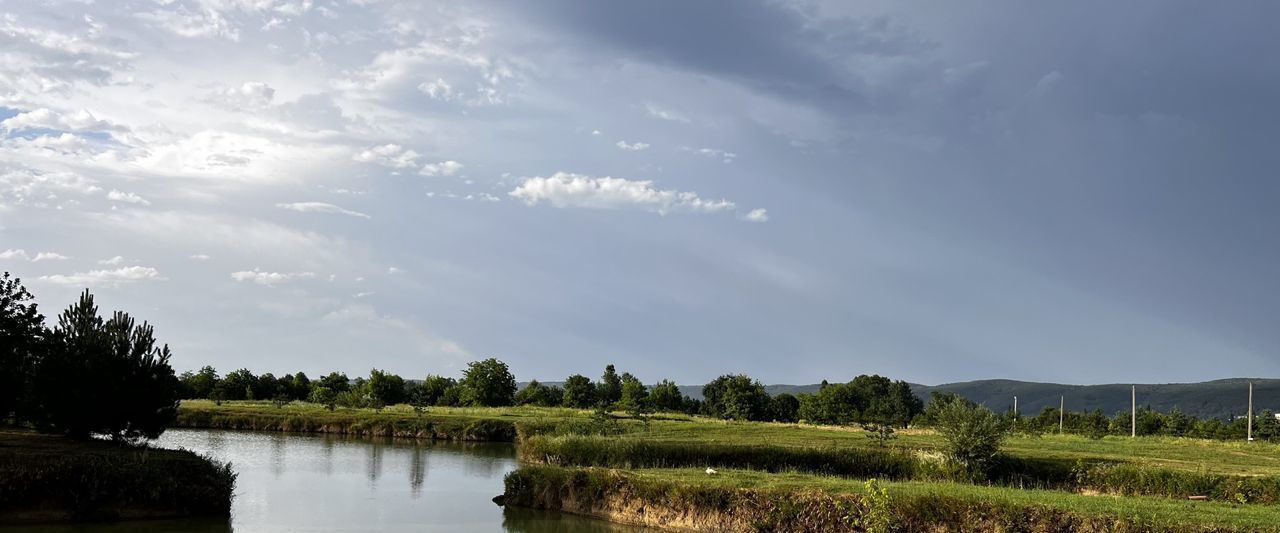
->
<box><xmin>0</xmin><ymin>431</ymin><xmax>235</xmax><ymax>523</ymax></box>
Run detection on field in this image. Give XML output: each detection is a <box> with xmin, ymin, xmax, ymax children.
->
<box><xmin>178</xmin><ymin>401</ymin><xmax>1280</xmax><ymax>531</ymax></box>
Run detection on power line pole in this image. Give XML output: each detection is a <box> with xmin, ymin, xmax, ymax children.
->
<box><xmin>1248</xmin><ymin>382</ymin><xmax>1254</xmax><ymax>442</ymax></box>
<box><xmin>1131</xmin><ymin>385</ymin><xmax>1136</xmax><ymax>438</ymax></box>
<box><xmin>1059</xmin><ymin>395</ymin><xmax>1064</xmax><ymax>434</ymax></box>
<box><xmin>1013</xmin><ymin>396</ymin><xmax>1018</xmax><ymax>418</ymax></box>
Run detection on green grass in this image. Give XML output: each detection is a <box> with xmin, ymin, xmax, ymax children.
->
<box><xmin>0</xmin><ymin>429</ymin><xmax>235</xmax><ymax>524</ymax></box>
<box><xmin>506</xmin><ymin>465</ymin><xmax>1280</xmax><ymax>532</ymax></box>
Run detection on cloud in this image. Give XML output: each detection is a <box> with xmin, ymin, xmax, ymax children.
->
<box><xmin>743</xmin><ymin>208</ymin><xmax>769</xmax><ymax>222</ymax></box>
<box><xmin>229</xmin><ymin>269</ymin><xmax>316</xmax><ymax>286</ymax></box>
<box><xmin>107</xmin><ymin>189</ymin><xmax>151</xmax><ymax>205</ymax></box>
<box><xmin>276</xmin><ymin>202</ymin><xmax>371</xmax><ymax>219</ymax></box>
<box><xmin>616</xmin><ymin>140</ymin><xmax>650</xmax><ymax>151</ymax></box>
<box><xmin>420</xmin><ymin>160</ymin><xmax>464</xmax><ymax>176</ymax></box>
<box><xmin>207</xmin><ymin>81</ymin><xmax>276</xmax><ymax>110</ymax></box>
<box><xmin>387</xmin><ymin>266</ymin><xmax>403</xmax><ymax>275</ymax></box>
<box><xmin>0</xmin><ymin>108</ymin><xmax>128</xmax><ymax>134</ymax></box>
<box><xmin>98</xmin><ymin>256</ymin><xmax>125</xmax><ymax>265</ymax></box>
<box><xmin>645</xmin><ymin>103</ymin><xmax>690</xmax><ymax>123</ymax></box>
<box><xmin>353</xmin><ymin>144</ymin><xmax>420</xmax><ymax>169</ymax></box>
<box><xmin>189</xmin><ymin>254</ymin><xmax>211</xmax><ymax>261</ymax></box>
<box><xmin>38</xmin><ymin>266</ymin><xmax>162</xmax><ymax>286</ymax></box>
<box><xmin>32</xmin><ymin>252</ymin><xmax>68</xmax><ymax>261</ymax></box>
<box><xmin>1</xmin><ymin>249</ymin><xmax>68</xmax><ymax>261</ymax></box>
<box><xmin>508</xmin><ymin>172</ymin><xmax>736</xmax><ymax>216</ymax></box>
<box><xmin>686</xmin><ymin>147</ymin><xmax>738</xmax><ymax>163</ymax></box>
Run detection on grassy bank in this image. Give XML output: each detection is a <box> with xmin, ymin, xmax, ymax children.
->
<box><xmin>503</xmin><ymin>465</ymin><xmax>1280</xmax><ymax>532</ymax></box>
<box><xmin>0</xmin><ymin>430</ymin><xmax>235</xmax><ymax>524</ymax></box>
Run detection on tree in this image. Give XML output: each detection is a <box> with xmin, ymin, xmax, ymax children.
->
<box><xmin>366</xmin><ymin>368</ymin><xmax>406</xmax><ymax>406</ymax></box>
<box><xmin>618</xmin><ymin>373</ymin><xmax>649</xmax><ymax>415</ymax></box>
<box><xmin>29</xmin><ymin>290</ymin><xmax>181</xmax><ymax>441</ymax></box>
<box><xmin>702</xmin><ymin>374</ymin><xmax>769</xmax><ymax>421</ymax></box>
<box><xmin>0</xmin><ymin>272</ymin><xmax>44</xmax><ymax>423</ymax></box>
<box><xmin>648</xmin><ymin>379</ymin><xmax>686</xmax><ymax>413</ymax></box>
<box><xmin>180</xmin><ymin>366</ymin><xmax>220</xmax><ymax>399</ymax></box>
<box><xmin>515</xmin><ymin>380</ymin><xmax>563</xmax><ymax>407</ymax></box>
<box><xmin>221</xmin><ymin>368</ymin><xmax>257</xmax><ymax>401</ymax></box>
<box><xmin>458</xmin><ymin>358</ymin><xmax>516</xmax><ymax>407</ymax></box>
<box><xmin>561</xmin><ymin>374</ymin><xmax>597</xmax><ymax>409</ymax></box>
<box><xmin>769</xmin><ymin>393</ymin><xmax>800</xmax><ymax>422</ymax></box>
<box><xmin>420</xmin><ymin>375</ymin><xmax>457</xmax><ymax>406</ymax></box>
<box><xmin>289</xmin><ymin>372</ymin><xmax>311</xmax><ymax>401</ymax></box>
<box><xmin>308</xmin><ymin>386</ymin><xmax>336</xmax><ymax>410</ymax></box>
<box><xmin>599</xmin><ymin>364</ymin><xmax>622</xmax><ymax>407</ymax></box>
<box><xmin>255</xmin><ymin>372</ymin><xmax>281</xmax><ymax>401</ymax></box>
<box><xmin>318</xmin><ymin>372</ymin><xmax>350</xmax><ymax>393</ymax></box>
<box><xmin>934</xmin><ymin>401</ymin><xmax>1009</xmax><ymax>479</ymax></box>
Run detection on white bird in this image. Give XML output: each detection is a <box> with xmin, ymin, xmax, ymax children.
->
<box><xmin>705</xmin><ymin>467</ymin><xmax>718</xmax><ymax>475</ymax></box>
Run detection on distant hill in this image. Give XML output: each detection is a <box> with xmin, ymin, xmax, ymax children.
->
<box><xmin>523</xmin><ymin>378</ymin><xmax>1279</xmax><ymax>420</ymax></box>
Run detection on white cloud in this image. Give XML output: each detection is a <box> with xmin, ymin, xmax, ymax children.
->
<box><xmin>417</xmin><ymin>78</ymin><xmax>454</xmax><ymax>100</ymax></box>
<box><xmin>645</xmin><ymin>103</ymin><xmax>691</xmax><ymax>123</ymax></box>
<box><xmin>229</xmin><ymin>269</ymin><xmax>316</xmax><ymax>286</ymax></box>
<box><xmin>98</xmin><ymin>255</ymin><xmax>125</xmax><ymax>265</ymax></box>
<box><xmin>1</xmin><ymin>249</ymin><xmax>68</xmax><ymax>261</ymax></box>
<box><xmin>276</xmin><ymin>202</ymin><xmax>371</xmax><ymax>219</ymax></box>
<box><xmin>39</xmin><ymin>266</ymin><xmax>162</xmax><ymax>286</ymax></box>
<box><xmin>189</xmin><ymin>254</ymin><xmax>211</xmax><ymax>261</ymax></box>
<box><xmin>207</xmin><ymin>81</ymin><xmax>276</xmax><ymax>110</ymax></box>
<box><xmin>0</xmin><ymin>108</ymin><xmax>128</xmax><ymax>134</ymax></box>
<box><xmin>687</xmin><ymin>147</ymin><xmax>739</xmax><ymax>163</ymax></box>
<box><xmin>420</xmin><ymin>160</ymin><xmax>463</xmax><ymax>176</ymax></box>
<box><xmin>388</xmin><ymin>266</ymin><xmax>403</xmax><ymax>275</ymax></box>
<box><xmin>353</xmin><ymin>143</ymin><xmax>421</xmax><ymax>169</ymax></box>
<box><xmin>509</xmin><ymin>172</ymin><xmax>736</xmax><ymax>216</ymax></box>
<box><xmin>591</xmin><ymin>129</ymin><xmax>602</xmax><ymax>136</ymax></box>
<box><xmin>32</xmin><ymin>252</ymin><xmax>68</xmax><ymax>261</ymax></box>
<box><xmin>616</xmin><ymin>140</ymin><xmax>650</xmax><ymax>151</ymax></box>
<box><xmin>743</xmin><ymin>208</ymin><xmax>769</xmax><ymax>222</ymax></box>
<box><xmin>107</xmin><ymin>189</ymin><xmax>151</xmax><ymax>205</ymax></box>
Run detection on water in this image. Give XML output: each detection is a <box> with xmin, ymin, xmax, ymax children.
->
<box><xmin>7</xmin><ymin>429</ymin><xmax>647</xmax><ymax>533</ymax></box>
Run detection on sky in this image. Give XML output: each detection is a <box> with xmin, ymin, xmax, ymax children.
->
<box><xmin>1</xmin><ymin>0</ymin><xmax>1278</xmax><ymax>386</ymax></box>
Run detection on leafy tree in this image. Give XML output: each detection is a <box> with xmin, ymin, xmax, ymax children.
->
<box><xmin>221</xmin><ymin>368</ymin><xmax>257</xmax><ymax>401</ymax></box>
<box><xmin>289</xmin><ymin>372</ymin><xmax>311</xmax><ymax>401</ymax></box>
<box><xmin>438</xmin><ymin>384</ymin><xmax>462</xmax><ymax>407</ymax></box>
<box><xmin>561</xmin><ymin>374</ymin><xmax>597</xmax><ymax>408</ymax></box>
<box><xmin>420</xmin><ymin>374</ymin><xmax>457</xmax><ymax>406</ymax></box>
<box><xmin>886</xmin><ymin>380</ymin><xmax>924</xmax><ymax>427</ymax></box>
<box><xmin>180</xmin><ymin>366</ymin><xmax>220</xmax><ymax>399</ymax></box>
<box><xmin>458</xmin><ymin>358</ymin><xmax>516</xmax><ymax>407</ymax></box>
<box><xmin>618</xmin><ymin>373</ymin><xmax>649</xmax><ymax>415</ymax></box>
<box><xmin>769</xmin><ymin>393</ymin><xmax>800</xmax><ymax>422</ymax></box>
<box><xmin>318</xmin><ymin>372</ymin><xmax>350</xmax><ymax>393</ymax></box>
<box><xmin>29</xmin><ymin>290</ymin><xmax>181</xmax><ymax>441</ymax></box>
<box><xmin>515</xmin><ymin>380</ymin><xmax>563</xmax><ymax>407</ymax></box>
<box><xmin>308</xmin><ymin>386</ymin><xmax>337</xmax><ymax>409</ymax></box>
<box><xmin>0</xmin><ymin>272</ymin><xmax>44</xmax><ymax>423</ymax></box>
<box><xmin>598</xmin><ymin>364</ymin><xmax>622</xmax><ymax>407</ymax></box>
<box><xmin>255</xmin><ymin>372</ymin><xmax>281</xmax><ymax>401</ymax></box>
<box><xmin>366</xmin><ymin>368</ymin><xmax>406</xmax><ymax>406</ymax></box>
<box><xmin>935</xmin><ymin>401</ymin><xmax>1009</xmax><ymax>478</ymax></box>
<box><xmin>648</xmin><ymin>379</ymin><xmax>686</xmax><ymax>413</ymax></box>
<box><xmin>702</xmin><ymin>374</ymin><xmax>769</xmax><ymax>421</ymax></box>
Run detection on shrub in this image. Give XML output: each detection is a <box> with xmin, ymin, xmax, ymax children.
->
<box><xmin>934</xmin><ymin>401</ymin><xmax>1008</xmax><ymax>479</ymax></box>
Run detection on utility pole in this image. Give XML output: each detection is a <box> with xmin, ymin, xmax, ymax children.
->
<box><xmin>1013</xmin><ymin>396</ymin><xmax>1018</xmax><ymax>418</ymax></box>
<box><xmin>1248</xmin><ymin>382</ymin><xmax>1254</xmax><ymax>442</ymax></box>
<box><xmin>1059</xmin><ymin>395</ymin><xmax>1065</xmax><ymax>434</ymax></box>
<box><xmin>1131</xmin><ymin>385</ymin><xmax>1136</xmax><ymax>438</ymax></box>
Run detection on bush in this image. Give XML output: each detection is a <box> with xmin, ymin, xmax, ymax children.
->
<box><xmin>934</xmin><ymin>401</ymin><xmax>1008</xmax><ymax>479</ymax></box>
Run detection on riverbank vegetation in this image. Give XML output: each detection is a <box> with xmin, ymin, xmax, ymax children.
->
<box><xmin>0</xmin><ymin>273</ymin><xmax>233</xmax><ymax>523</ymax></box>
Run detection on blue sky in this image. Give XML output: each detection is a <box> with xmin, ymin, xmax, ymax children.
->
<box><xmin>1</xmin><ymin>0</ymin><xmax>1276</xmax><ymax>385</ymax></box>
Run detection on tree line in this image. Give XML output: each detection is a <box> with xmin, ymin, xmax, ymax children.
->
<box><xmin>1</xmin><ymin>273</ymin><xmax>181</xmax><ymax>442</ymax></box>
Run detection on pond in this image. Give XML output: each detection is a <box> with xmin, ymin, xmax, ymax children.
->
<box><xmin>8</xmin><ymin>429</ymin><xmax>648</xmax><ymax>533</ymax></box>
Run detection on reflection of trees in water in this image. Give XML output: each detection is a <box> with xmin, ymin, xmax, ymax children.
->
<box><xmin>501</xmin><ymin>507</ymin><xmax>651</xmax><ymax>533</ymax></box>
<box><xmin>269</xmin><ymin>433</ymin><xmax>287</xmax><ymax>479</ymax></box>
<box><xmin>321</xmin><ymin>433</ymin><xmax>335</xmax><ymax>476</ymax></box>
<box><xmin>365</xmin><ymin>437</ymin><xmax>386</xmax><ymax>486</ymax></box>
<box><xmin>408</xmin><ymin>443</ymin><xmax>427</xmax><ymax>498</ymax></box>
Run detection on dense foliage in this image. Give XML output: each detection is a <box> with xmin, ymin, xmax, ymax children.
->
<box><xmin>934</xmin><ymin>400</ymin><xmax>1009</xmax><ymax>478</ymax></box>
<box><xmin>1</xmin><ymin>277</ymin><xmax>182</xmax><ymax>442</ymax></box>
